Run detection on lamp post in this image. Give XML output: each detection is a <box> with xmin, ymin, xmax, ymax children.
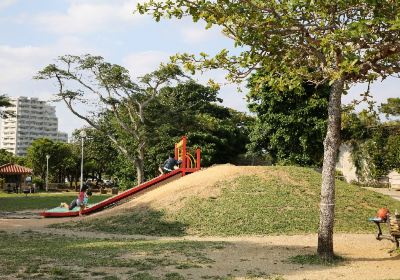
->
<box><xmin>80</xmin><ymin>130</ymin><xmax>87</xmax><ymax>191</ymax></box>
<box><xmin>46</xmin><ymin>154</ymin><xmax>50</xmax><ymax>192</ymax></box>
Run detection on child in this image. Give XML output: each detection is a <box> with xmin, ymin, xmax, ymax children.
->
<box><xmin>159</xmin><ymin>153</ymin><xmax>182</xmax><ymax>175</ymax></box>
<box><xmin>60</xmin><ymin>189</ymin><xmax>92</xmax><ymax>215</ymax></box>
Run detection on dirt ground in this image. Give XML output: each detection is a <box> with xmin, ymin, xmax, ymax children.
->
<box><xmin>1</xmin><ymin>219</ymin><xmax>400</xmax><ymax>280</ymax></box>
<box><xmin>1</xmin><ymin>165</ymin><xmax>400</xmax><ymax>280</ymax></box>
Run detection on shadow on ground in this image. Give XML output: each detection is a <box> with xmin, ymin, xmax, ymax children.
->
<box><xmin>53</xmin><ymin>206</ymin><xmax>187</xmax><ymax>237</ymax></box>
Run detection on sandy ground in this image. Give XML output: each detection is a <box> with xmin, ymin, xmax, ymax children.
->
<box><xmin>1</xmin><ymin>222</ymin><xmax>399</xmax><ymax>280</ymax></box>
<box><xmin>1</xmin><ymin>165</ymin><xmax>400</xmax><ymax>280</ymax></box>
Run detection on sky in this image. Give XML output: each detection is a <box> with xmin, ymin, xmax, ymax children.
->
<box><xmin>0</xmin><ymin>0</ymin><xmax>399</xmax><ymax>135</ymax></box>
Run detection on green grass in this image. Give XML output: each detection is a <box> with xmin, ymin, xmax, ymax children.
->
<box><xmin>165</xmin><ymin>272</ymin><xmax>186</xmax><ymax>280</ymax></box>
<box><xmin>0</xmin><ymin>231</ymin><xmax>224</xmax><ymax>279</ymax></box>
<box><xmin>174</xmin><ymin>167</ymin><xmax>400</xmax><ymax>235</ymax></box>
<box><xmin>0</xmin><ymin>192</ymin><xmax>111</xmax><ymax>211</ymax></box>
<box><xmin>288</xmin><ymin>254</ymin><xmax>345</xmax><ymax>266</ymax></box>
<box><xmin>53</xmin><ymin>207</ymin><xmax>187</xmax><ymax>236</ymax></box>
<box><xmin>58</xmin><ymin>166</ymin><xmax>400</xmax><ymax>236</ymax></box>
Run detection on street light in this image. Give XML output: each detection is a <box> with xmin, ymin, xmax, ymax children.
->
<box><xmin>80</xmin><ymin>130</ymin><xmax>87</xmax><ymax>191</ymax></box>
<box><xmin>46</xmin><ymin>154</ymin><xmax>50</xmax><ymax>192</ymax></box>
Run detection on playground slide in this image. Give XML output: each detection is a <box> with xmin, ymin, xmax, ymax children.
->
<box><xmin>41</xmin><ymin>136</ymin><xmax>201</xmax><ymax>218</ymax></box>
<box><xmin>40</xmin><ymin>168</ymin><xmax>185</xmax><ymax>218</ymax></box>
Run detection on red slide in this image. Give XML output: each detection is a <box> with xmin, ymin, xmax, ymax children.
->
<box><xmin>40</xmin><ymin>136</ymin><xmax>201</xmax><ymax>218</ymax></box>
<box><xmin>41</xmin><ymin>169</ymin><xmax>186</xmax><ymax>217</ymax></box>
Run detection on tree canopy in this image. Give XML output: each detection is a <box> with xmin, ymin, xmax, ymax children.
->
<box><xmin>138</xmin><ymin>1</ymin><xmax>400</xmax><ymax>88</ymax></box>
<box><xmin>35</xmin><ymin>55</ymin><xmax>189</xmax><ymax>183</ymax></box>
<box><xmin>26</xmin><ymin>138</ymin><xmax>73</xmax><ymax>186</ymax></box>
<box><xmin>248</xmin><ymin>71</ymin><xmax>329</xmax><ymax>166</ymax></box>
<box><xmin>380</xmin><ymin>98</ymin><xmax>400</xmax><ymax>118</ymax></box>
<box><xmin>145</xmin><ymin>80</ymin><xmax>252</xmax><ymax>176</ymax></box>
<box><xmin>71</xmin><ymin>128</ymin><xmax>118</xmax><ymax>182</ymax></box>
<box><xmin>36</xmin><ymin>56</ymin><xmax>252</xmax><ymax>186</ymax></box>
<box><xmin>0</xmin><ymin>149</ymin><xmax>17</xmax><ymax>166</ymax></box>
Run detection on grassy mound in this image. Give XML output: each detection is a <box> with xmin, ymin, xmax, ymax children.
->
<box><xmin>56</xmin><ymin>166</ymin><xmax>400</xmax><ymax>236</ymax></box>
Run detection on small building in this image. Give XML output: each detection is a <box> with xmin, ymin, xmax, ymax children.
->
<box><xmin>0</xmin><ymin>163</ymin><xmax>32</xmax><ymax>191</ymax></box>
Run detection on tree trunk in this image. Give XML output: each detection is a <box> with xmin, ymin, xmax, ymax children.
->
<box><xmin>136</xmin><ymin>145</ymin><xmax>145</xmax><ymax>184</ymax></box>
<box><xmin>69</xmin><ymin>175</ymin><xmax>73</xmax><ymax>188</ymax></box>
<box><xmin>317</xmin><ymin>78</ymin><xmax>343</xmax><ymax>260</ymax></box>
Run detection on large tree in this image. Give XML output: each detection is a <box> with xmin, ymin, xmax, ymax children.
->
<box><xmin>35</xmin><ymin>55</ymin><xmax>187</xmax><ymax>183</ymax></box>
<box><xmin>145</xmin><ymin>80</ymin><xmax>252</xmax><ymax>176</ymax></box>
<box><xmin>248</xmin><ymin>72</ymin><xmax>329</xmax><ymax>166</ymax></box>
<box><xmin>138</xmin><ymin>1</ymin><xmax>400</xmax><ymax>259</ymax></box>
<box><xmin>0</xmin><ymin>149</ymin><xmax>16</xmax><ymax>166</ymax></box>
<box><xmin>26</xmin><ymin>138</ymin><xmax>73</xmax><ymax>183</ymax></box>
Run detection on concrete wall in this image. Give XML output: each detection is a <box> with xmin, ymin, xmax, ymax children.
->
<box><xmin>389</xmin><ymin>170</ymin><xmax>400</xmax><ymax>189</ymax></box>
<box><xmin>336</xmin><ymin>144</ymin><xmax>358</xmax><ymax>183</ymax></box>
<box><xmin>336</xmin><ymin>143</ymin><xmax>400</xmax><ymax>189</ymax></box>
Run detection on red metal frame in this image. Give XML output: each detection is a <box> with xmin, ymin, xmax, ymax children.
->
<box><xmin>175</xmin><ymin>136</ymin><xmax>201</xmax><ymax>175</ymax></box>
<box><xmin>41</xmin><ymin>169</ymin><xmax>183</xmax><ymax>217</ymax></box>
<box><xmin>41</xmin><ymin>136</ymin><xmax>201</xmax><ymax>218</ymax></box>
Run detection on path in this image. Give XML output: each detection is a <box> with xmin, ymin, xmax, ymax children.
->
<box><xmin>366</xmin><ymin>187</ymin><xmax>400</xmax><ymax>202</ymax></box>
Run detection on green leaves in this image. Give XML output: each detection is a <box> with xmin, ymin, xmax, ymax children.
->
<box><xmin>379</xmin><ymin>98</ymin><xmax>400</xmax><ymax>118</ymax></box>
<box><xmin>247</xmin><ymin>71</ymin><xmax>330</xmax><ymax>166</ymax></box>
<box><xmin>26</xmin><ymin>138</ymin><xmax>73</xmax><ymax>182</ymax></box>
<box><xmin>138</xmin><ymin>0</ymin><xmax>400</xmax><ymax>88</ymax></box>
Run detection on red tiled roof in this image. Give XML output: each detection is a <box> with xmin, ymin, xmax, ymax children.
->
<box><xmin>0</xmin><ymin>163</ymin><xmax>32</xmax><ymax>175</ymax></box>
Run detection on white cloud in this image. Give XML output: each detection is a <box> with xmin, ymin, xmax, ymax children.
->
<box><xmin>0</xmin><ymin>39</ymin><xmax>100</xmax><ymax>134</ymax></box>
<box><xmin>0</xmin><ymin>45</ymin><xmax>48</xmax><ymax>88</ymax></box>
<box><xmin>180</xmin><ymin>24</ymin><xmax>224</xmax><ymax>45</ymax></box>
<box><xmin>0</xmin><ymin>37</ymin><xmax>95</xmax><ymax>89</ymax></box>
<box><xmin>0</xmin><ymin>0</ymin><xmax>17</xmax><ymax>10</ymax></box>
<box><xmin>34</xmin><ymin>0</ymin><xmax>144</xmax><ymax>34</ymax></box>
<box><xmin>123</xmin><ymin>50</ymin><xmax>171</xmax><ymax>77</ymax></box>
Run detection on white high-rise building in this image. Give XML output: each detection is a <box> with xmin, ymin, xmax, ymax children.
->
<box><xmin>0</xmin><ymin>97</ymin><xmax>68</xmax><ymax>156</ymax></box>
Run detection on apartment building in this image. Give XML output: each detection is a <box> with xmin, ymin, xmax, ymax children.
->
<box><xmin>0</xmin><ymin>97</ymin><xmax>68</xmax><ymax>156</ymax></box>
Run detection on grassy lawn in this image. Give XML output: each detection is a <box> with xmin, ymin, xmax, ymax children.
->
<box><xmin>0</xmin><ymin>231</ymin><xmax>225</xmax><ymax>280</ymax></box>
<box><xmin>56</xmin><ymin>166</ymin><xmax>400</xmax><ymax>236</ymax></box>
<box><xmin>0</xmin><ymin>192</ymin><xmax>111</xmax><ymax>212</ymax></box>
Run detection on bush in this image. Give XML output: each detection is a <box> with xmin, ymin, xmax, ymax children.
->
<box><xmin>32</xmin><ymin>177</ymin><xmax>44</xmax><ymax>190</ymax></box>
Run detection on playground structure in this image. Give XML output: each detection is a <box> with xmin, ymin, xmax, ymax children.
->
<box><xmin>40</xmin><ymin>136</ymin><xmax>200</xmax><ymax>218</ymax></box>
<box><xmin>175</xmin><ymin>136</ymin><xmax>201</xmax><ymax>176</ymax></box>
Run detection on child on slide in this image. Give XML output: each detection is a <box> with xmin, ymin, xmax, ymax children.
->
<box><xmin>61</xmin><ymin>185</ymin><xmax>92</xmax><ymax>215</ymax></box>
<box><xmin>159</xmin><ymin>154</ymin><xmax>182</xmax><ymax>175</ymax></box>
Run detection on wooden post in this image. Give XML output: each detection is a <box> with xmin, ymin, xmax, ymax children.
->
<box><xmin>196</xmin><ymin>148</ymin><xmax>201</xmax><ymax>170</ymax></box>
<box><xmin>182</xmin><ymin>136</ymin><xmax>187</xmax><ymax>176</ymax></box>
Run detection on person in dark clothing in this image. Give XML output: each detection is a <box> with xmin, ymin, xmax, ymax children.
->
<box><xmin>159</xmin><ymin>154</ymin><xmax>182</xmax><ymax>175</ymax></box>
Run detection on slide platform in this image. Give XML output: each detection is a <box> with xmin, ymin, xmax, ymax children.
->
<box><xmin>40</xmin><ymin>168</ymin><xmax>197</xmax><ymax>218</ymax></box>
